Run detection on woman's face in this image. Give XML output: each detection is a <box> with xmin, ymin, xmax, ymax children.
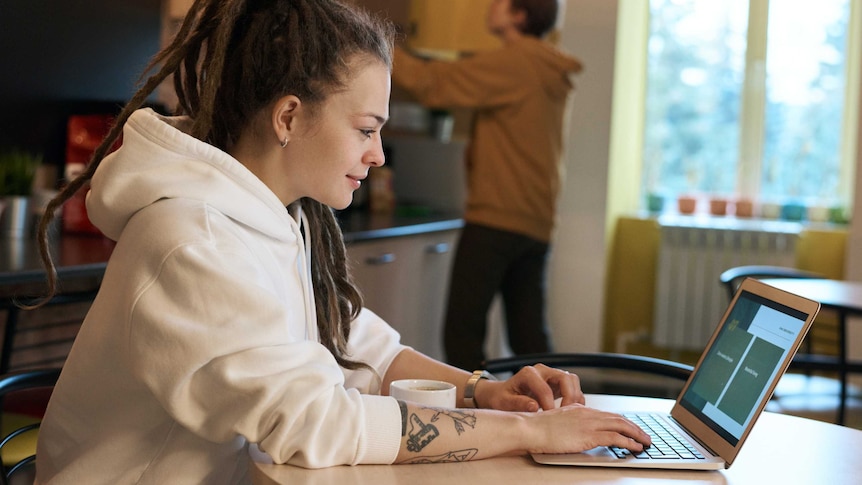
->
<box><xmin>283</xmin><ymin>60</ymin><xmax>391</xmax><ymax>209</ymax></box>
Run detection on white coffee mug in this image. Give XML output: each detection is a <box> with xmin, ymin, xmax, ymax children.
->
<box><xmin>390</xmin><ymin>379</ymin><xmax>456</xmax><ymax>408</ymax></box>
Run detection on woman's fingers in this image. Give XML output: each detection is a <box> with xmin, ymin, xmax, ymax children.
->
<box><xmin>530</xmin><ymin>406</ymin><xmax>652</xmax><ymax>455</ymax></box>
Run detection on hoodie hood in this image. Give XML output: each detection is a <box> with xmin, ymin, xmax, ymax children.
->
<box><xmin>516</xmin><ymin>36</ymin><xmax>583</xmax><ymax>98</ymax></box>
<box><xmin>87</xmin><ymin>108</ymin><xmax>295</xmax><ymax>242</ymax></box>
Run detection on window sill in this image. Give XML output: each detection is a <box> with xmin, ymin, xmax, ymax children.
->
<box><xmin>635</xmin><ymin>211</ymin><xmax>848</xmax><ymax>234</ymax></box>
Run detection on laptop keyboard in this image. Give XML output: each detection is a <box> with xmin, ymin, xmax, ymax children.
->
<box><xmin>610</xmin><ymin>413</ymin><xmax>706</xmax><ymax>460</ymax></box>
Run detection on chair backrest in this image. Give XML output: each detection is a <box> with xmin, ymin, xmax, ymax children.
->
<box><xmin>718</xmin><ymin>265</ymin><xmax>823</xmax><ymax>301</ymax></box>
<box><xmin>483</xmin><ymin>352</ymin><xmax>693</xmax><ymax>399</ymax></box>
<box><xmin>0</xmin><ymin>368</ymin><xmax>61</xmax><ymax>485</ymax></box>
<box><xmin>1</xmin><ymin>290</ymin><xmax>98</xmax><ymax>375</ymax></box>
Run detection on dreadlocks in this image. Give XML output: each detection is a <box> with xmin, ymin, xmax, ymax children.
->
<box><xmin>36</xmin><ymin>0</ymin><xmax>396</xmax><ymax>371</ymax></box>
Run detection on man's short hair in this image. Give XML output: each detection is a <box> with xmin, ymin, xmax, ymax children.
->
<box><xmin>512</xmin><ymin>0</ymin><xmax>561</xmax><ymax>38</ymax></box>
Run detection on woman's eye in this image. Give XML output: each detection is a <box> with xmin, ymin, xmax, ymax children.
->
<box><xmin>360</xmin><ymin>129</ymin><xmax>375</xmax><ymax>138</ymax></box>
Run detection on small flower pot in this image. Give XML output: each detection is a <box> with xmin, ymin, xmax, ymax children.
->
<box><xmin>807</xmin><ymin>206</ymin><xmax>829</xmax><ymax>223</ymax></box>
<box><xmin>760</xmin><ymin>202</ymin><xmax>782</xmax><ymax>219</ymax></box>
<box><xmin>646</xmin><ymin>193</ymin><xmax>665</xmax><ymax>213</ymax></box>
<box><xmin>781</xmin><ymin>202</ymin><xmax>806</xmax><ymax>221</ymax></box>
<box><xmin>677</xmin><ymin>195</ymin><xmax>697</xmax><ymax>214</ymax></box>
<box><xmin>829</xmin><ymin>206</ymin><xmax>849</xmax><ymax>224</ymax></box>
<box><xmin>709</xmin><ymin>198</ymin><xmax>728</xmax><ymax>216</ymax></box>
<box><xmin>734</xmin><ymin>198</ymin><xmax>754</xmax><ymax>218</ymax></box>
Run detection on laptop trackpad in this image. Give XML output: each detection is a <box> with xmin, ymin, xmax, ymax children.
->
<box><xmin>531</xmin><ymin>446</ymin><xmax>619</xmax><ymax>465</ymax></box>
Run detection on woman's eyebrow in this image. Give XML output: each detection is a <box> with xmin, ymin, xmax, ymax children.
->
<box><xmin>359</xmin><ymin>113</ymin><xmax>388</xmax><ymax>125</ymax></box>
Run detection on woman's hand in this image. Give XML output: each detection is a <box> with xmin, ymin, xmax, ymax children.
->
<box><xmin>394</xmin><ymin>395</ymin><xmax>651</xmax><ymax>463</ymax></box>
<box><xmin>525</xmin><ymin>404</ymin><xmax>652</xmax><ymax>454</ymax></box>
<box><xmin>476</xmin><ymin>364</ymin><xmax>585</xmax><ymax>412</ymax></box>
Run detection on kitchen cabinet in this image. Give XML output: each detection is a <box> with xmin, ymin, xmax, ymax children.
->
<box><xmin>407</xmin><ymin>0</ymin><xmax>500</xmax><ymax>57</ymax></box>
<box><xmin>347</xmin><ymin>229</ymin><xmax>459</xmax><ymax>361</ymax></box>
<box><xmin>357</xmin><ymin>0</ymin><xmax>499</xmax><ymax>58</ymax></box>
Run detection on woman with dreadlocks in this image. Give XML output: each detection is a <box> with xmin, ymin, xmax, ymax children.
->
<box><xmin>34</xmin><ymin>0</ymin><xmax>649</xmax><ymax>483</ymax></box>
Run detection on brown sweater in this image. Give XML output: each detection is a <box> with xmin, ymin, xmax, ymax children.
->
<box><xmin>392</xmin><ymin>37</ymin><xmax>583</xmax><ymax>242</ymax></box>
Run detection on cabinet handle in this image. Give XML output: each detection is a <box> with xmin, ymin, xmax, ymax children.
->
<box><xmin>365</xmin><ymin>253</ymin><xmax>396</xmax><ymax>265</ymax></box>
<box><xmin>425</xmin><ymin>243</ymin><xmax>450</xmax><ymax>255</ymax></box>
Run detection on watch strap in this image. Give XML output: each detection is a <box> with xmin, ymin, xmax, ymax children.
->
<box><xmin>463</xmin><ymin>370</ymin><xmax>496</xmax><ymax>408</ymax></box>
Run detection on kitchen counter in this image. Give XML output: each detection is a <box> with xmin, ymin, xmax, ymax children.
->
<box><xmin>338</xmin><ymin>210</ymin><xmax>463</xmax><ymax>243</ymax></box>
<box><xmin>0</xmin><ymin>211</ymin><xmax>464</xmax><ymax>288</ymax></box>
<box><xmin>0</xmin><ymin>234</ymin><xmax>114</xmax><ymax>287</ymax></box>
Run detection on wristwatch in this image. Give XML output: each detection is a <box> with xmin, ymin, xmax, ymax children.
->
<box><xmin>463</xmin><ymin>370</ymin><xmax>497</xmax><ymax>408</ymax></box>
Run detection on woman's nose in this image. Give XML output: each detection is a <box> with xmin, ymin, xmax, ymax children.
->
<box><xmin>365</xmin><ymin>141</ymin><xmax>386</xmax><ymax>167</ymax></box>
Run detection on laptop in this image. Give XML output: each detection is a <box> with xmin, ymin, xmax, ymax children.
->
<box><xmin>532</xmin><ymin>277</ymin><xmax>820</xmax><ymax>470</ymax></box>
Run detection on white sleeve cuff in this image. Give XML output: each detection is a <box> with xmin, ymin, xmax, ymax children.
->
<box><xmin>356</xmin><ymin>394</ymin><xmax>402</xmax><ymax>464</ymax></box>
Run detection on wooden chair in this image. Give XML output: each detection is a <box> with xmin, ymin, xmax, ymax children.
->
<box><xmin>0</xmin><ymin>367</ymin><xmax>61</xmax><ymax>485</ymax></box>
<box><xmin>483</xmin><ymin>352</ymin><xmax>693</xmax><ymax>399</ymax></box>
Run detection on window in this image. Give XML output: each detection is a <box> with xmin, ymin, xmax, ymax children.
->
<box><xmin>632</xmin><ymin>0</ymin><xmax>859</xmax><ymax>219</ymax></box>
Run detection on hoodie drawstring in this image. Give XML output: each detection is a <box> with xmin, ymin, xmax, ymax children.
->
<box><xmin>288</xmin><ymin>205</ymin><xmax>318</xmax><ymax>342</ymax></box>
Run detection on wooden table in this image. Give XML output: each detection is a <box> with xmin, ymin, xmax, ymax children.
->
<box><xmin>761</xmin><ymin>278</ymin><xmax>862</xmax><ymax>425</ymax></box>
<box><xmin>251</xmin><ymin>394</ymin><xmax>862</xmax><ymax>485</ymax></box>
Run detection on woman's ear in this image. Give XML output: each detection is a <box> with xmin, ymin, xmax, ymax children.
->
<box><xmin>272</xmin><ymin>95</ymin><xmax>302</xmax><ymax>146</ymax></box>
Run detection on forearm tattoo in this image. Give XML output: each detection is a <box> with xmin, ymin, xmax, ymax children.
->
<box><xmin>397</xmin><ymin>400</ymin><xmax>479</xmax><ymax>461</ymax></box>
<box><xmin>399</xmin><ymin>400</ymin><xmax>409</xmax><ymax>436</ymax></box>
<box><xmin>406</xmin><ymin>413</ymin><xmax>439</xmax><ymax>452</ymax></box>
<box><xmin>401</xmin><ymin>448</ymin><xmax>479</xmax><ymax>464</ymax></box>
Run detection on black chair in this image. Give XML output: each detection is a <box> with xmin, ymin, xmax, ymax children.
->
<box><xmin>0</xmin><ymin>367</ymin><xmax>61</xmax><ymax>485</ymax></box>
<box><xmin>483</xmin><ymin>352</ymin><xmax>693</xmax><ymax>399</ymax></box>
<box><xmin>719</xmin><ymin>264</ymin><xmax>859</xmax><ymax>424</ymax></box>
<box><xmin>719</xmin><ymin>264</ymin><xmax>827</xmax><ymax>362</ymax></box>
<box><xmin>0</xmin><ymin>290</ymin><xmax>98</xmax><ymax>374</ymax></box>
<box><xmin>718</xmin><ymin>265</ymin><xmax>823</xmax><ymax>301</ymax></box>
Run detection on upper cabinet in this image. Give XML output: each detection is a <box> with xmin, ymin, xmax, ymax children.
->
<box><xmin>163</xmin><ymin>1</ymin><xmax>499</xmax><ymax>58</ymax></box>
<box><xmin>407</xmin><ymin>0</ymin><xmax>500</xmax><ymax>58</ymax></box>
<box><xmin>356</xmin><ymin>0</ymin><xmax>499</xmax><ymax>58</ymax></box>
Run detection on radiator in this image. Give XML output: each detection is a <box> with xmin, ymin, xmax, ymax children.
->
<box><xmin>651</xmin><ymin>220</ymin><xmax>800</xmax><ymax>351</ymax></box>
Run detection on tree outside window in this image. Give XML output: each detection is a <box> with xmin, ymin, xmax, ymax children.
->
<box><xmin>641</xmin><ymin>0</ymin><xmax>855</xmax><ymax>220</ymax></box>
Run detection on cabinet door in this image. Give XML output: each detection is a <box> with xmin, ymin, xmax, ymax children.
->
<box><xmin>347</xmin><ymin>229</ymin><xmax>459</xmax><ymax>361</ymax></box>
<box><xmin>347</xmin><ymin>236</ymin><xmax>414</xmax><ymax>332</ymax></box>
<box><xmin>408</xmin><ymin>230</ymin><xmax>459</xmax><ymax>361</ymax></box>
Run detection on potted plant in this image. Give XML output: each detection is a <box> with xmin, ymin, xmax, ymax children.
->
<box><xmin>0</xmin><ymin>148</ymin><xmax>42</xmax><ymax>237</ymax></box>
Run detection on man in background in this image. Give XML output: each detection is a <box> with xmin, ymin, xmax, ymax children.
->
<box><xmin>392</xmin><ymin>0</ymin><xmax>583</xmax><ymax>370</ymax></box>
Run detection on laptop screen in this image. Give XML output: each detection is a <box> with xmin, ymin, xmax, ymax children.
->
<box><xmin>678</xmin><ymin>290</ymin><xmax>810</xmax><ymax>446</ymax></box>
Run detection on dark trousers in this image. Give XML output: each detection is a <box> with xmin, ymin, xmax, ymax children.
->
<box><xmin>443</xmin><ymin>223</ymin><xmax>551</xmax><ymax>370</ymax></box>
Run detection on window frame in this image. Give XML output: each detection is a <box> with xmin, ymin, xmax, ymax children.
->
<box><xmin>609</xmin><ymin>0</ymin><xmax>861</xmax><ymax>217</ymax></box>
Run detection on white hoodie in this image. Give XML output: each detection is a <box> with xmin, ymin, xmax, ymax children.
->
<box><xmin>36</xmin><ymin>109</ymin><xmax>405</xmax><ymax>484</ymax></box>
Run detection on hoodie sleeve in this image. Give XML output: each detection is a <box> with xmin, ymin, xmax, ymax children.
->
<box><xmin>127</xmin><ymin>240</ymin><xmax>402</xmax><ymax>468</ymax></box>
<box><xmin>341</xmin><ymin>308</ymin><xmax>409</xmax><ymax>395</ymax></box>
<box><xmin>393</xmin><ymin>46</ymin><xmax>531</xmax><ymax>109</ymax></box>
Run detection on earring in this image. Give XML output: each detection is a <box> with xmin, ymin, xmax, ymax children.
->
<box><xmin>280</xmin><ymin>138</ymin><xmax>288</xmax><ymax>148</ymax></box>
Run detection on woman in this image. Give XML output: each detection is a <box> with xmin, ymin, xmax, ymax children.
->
<box><xmin>33</xmin><ymin>1</ymin><xmax>649</xmax><ymax>483</ymax></box>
